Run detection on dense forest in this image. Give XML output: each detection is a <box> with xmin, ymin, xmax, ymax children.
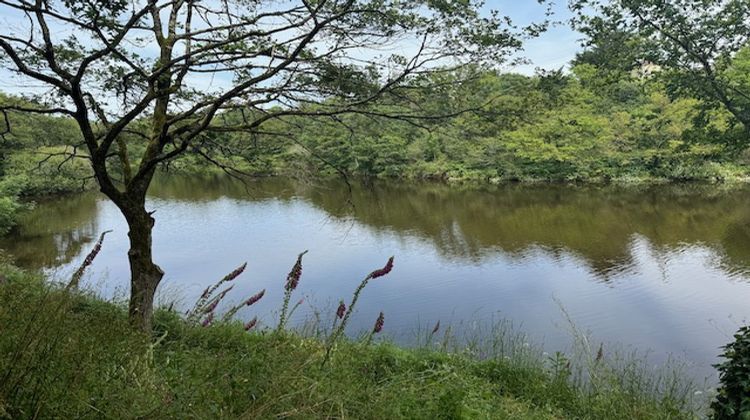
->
<box><xmin>101</xmin><ymin>50</ymin><xmax>750</xmax><ymax>183</ymax></box>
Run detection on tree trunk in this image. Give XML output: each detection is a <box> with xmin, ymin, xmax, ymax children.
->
<box><xmin>123</xmin><ymin>205</ymin><xmax>163</xmax><ymax>332</ymax></box>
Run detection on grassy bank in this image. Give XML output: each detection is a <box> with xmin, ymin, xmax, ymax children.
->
<box><xmin>3</xmin><ymin>158</ymin><xmax>749</xmax><ymax>238</ymax></box>
<box><xmin>164</xmin><ymin>157</ymin><xmax>750</xmax><ymax>185</ymax></box>
<box><xmin>0</xmin><ymin>263</ymin><xmax>702</xmax><ymax>419</ymax></box>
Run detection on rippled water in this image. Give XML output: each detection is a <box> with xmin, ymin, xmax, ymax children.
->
<box><xmin>3</xmin><ymin>175</ymin><xmax>750</xmax><ymax>382</ymax></box>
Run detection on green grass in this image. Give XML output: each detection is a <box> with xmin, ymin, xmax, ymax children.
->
<box><xmin>0</xmin><ymin>264</ymin><xmax>703</xmax><ymax>419</ymax></box>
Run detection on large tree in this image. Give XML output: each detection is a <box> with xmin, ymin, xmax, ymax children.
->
<box><xmin>570</xmin><ymin>0</ymin><xmax>750</xmax><ymax>135</ymax></box>
<box><xmin>0</xmin><ymin>0</ymin><xmax>543</xmax><ymax>330</ymax></box>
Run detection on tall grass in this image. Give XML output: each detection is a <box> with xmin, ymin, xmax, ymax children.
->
<box><xmin>0</xmin><ymin>250</ymin><xmax>707</xmax><ymax>419</ymax></box>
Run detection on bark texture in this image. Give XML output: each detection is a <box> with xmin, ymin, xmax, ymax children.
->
<box><xmin>123</xmin><ymin>206</ymin><xmax>163</xmax><ymax>332</ymax></box>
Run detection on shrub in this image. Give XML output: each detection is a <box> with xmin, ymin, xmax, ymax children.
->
<box><xmin>712</xmin><ymin>325</ymin><xmax>750</xmax><ymax>419</ymax></box>
<box><xmin>3</xmin><ymin>148</ymin><xmax>90</xmax><ymax>196</ymax></box>
<box><xmin>0</xmin><ymin>195</ymin><xmax>20</xmax><ymax>235</ymax></box>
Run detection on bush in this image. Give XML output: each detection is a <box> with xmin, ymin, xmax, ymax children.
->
<box><xmin>712</xmin><ymin>325</ymin><xmax>750</xmax><ymax>419</ymax></box>
<box><xmin>0</xmin><ymin>195</ymin><xmax>20</xmax><ymax>235</ymax></box>
<box><xmin>0</xmin><ymin>145</ymin><xmax>91</xmax><ymax>237</ymax></box>
<box><xmin>3</xmin><ymin>148</ymin><xmax>91</xmax><ymax>196</ymax></box>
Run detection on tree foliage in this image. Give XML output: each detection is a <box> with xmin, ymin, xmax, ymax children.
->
<box><xmin>571</xmin><ymin>0</ymin><xmax>750</xmax><ymax>137</ymax></box>
<box><xmin>253</xmin><ymin>66</ymin><xmax>745</xmax><ymax>182</ymax></box>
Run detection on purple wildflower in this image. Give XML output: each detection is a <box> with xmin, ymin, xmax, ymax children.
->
<box><xmin>285</xmin><ymin>251</ymin><xmax>307</xmax><ymax>291</ymax></box>
<box><xmin>222</xmin><ymin>263</ymin><xmax>247</xmax><ymax>283</ymax></box>
<box><xmin>204</xmin><ymin>285</ymin><xmax>234</xmax><ymax>313</ymax></box>
<box><xmin>204</xmin><ymin>300</ymin><xmax>218</xmax><ymax>314</ymax></box>
<box><xmin>68</xmin><ymin>230</ymin><xmax>112</xmax><ymax>288</ymax></box>
<box><xmin>202</xmin><ymin>312</ymin><xmax>214</xmax><ymax>327</ymax></box>
<box><xmin>367</xmin><ymin>256</ymin><xmax>394</xmax><ymax>280</ymax></box>
<box><xmin>219</xmin><ymin>285</ymin><xmax>234</xmax><ymax>299</ymax></box>
<box><xmin>244</xmin><ymin>289</ymin><xmax>265</xmax><ymax>306</ymax></box>
<box><xmin>373</xmin><ymin>311</ymin><xmax>385</xmax><ymax>334</ymax></box>
<box><xmin>244</xmin><ymin>317</ymin><xmax>258</xmax><ymax>331</ymax></box>
<box><xmin>336</xmin><ymin>301</ymin><xmax>346</xmax><ymax>319</ymax></box>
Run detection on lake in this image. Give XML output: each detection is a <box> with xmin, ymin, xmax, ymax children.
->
<box><xmin>3</xmin><ymin>175</ymin><xmax>750</xmax><ymax>384</ymax></box>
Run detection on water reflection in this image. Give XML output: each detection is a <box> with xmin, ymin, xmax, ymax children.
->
<box><xmin>5</xmin><ymin>176</ymin><xmax>750</xmax><ymax>290</ymax></box>
<box><xmin>5</xmin><ymin>175</ymin><xmax>750</xmax><ymax>287</ymax></box>
<box><xmin>135</xmin><ymin>176</ymin><xmax>750</xmax><ymax>279</ymax></box>
<box><xmin>306</xmin><ymin>181</ymin><xmax>750</xmax><ymax>279</ymax></box>
<box><xmin>1</xmin><ymin>193</ymin><xmax>100</xmax><ymax>270</ymax></box>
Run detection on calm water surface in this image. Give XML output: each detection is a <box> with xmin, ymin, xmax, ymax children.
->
<box><xmin>3</xmin><ymin>175</ymin><xmax>750</xmax><ymax>382</ymax></box>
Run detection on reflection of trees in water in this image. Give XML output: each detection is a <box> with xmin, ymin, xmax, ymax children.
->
<box><xmin>148</xmin><ymin>173</ymin><xmax>302</xmax><ymax>202</ymax></box>
<box><xmin>0</xmin><ymin>193</ymin><xmax>100</xmax><ymax>269</ymax></box>
<box><xmin>720</xmin><ymin>219</ymin><xmax>750</xmax><ymax>276</ymax></box>
<box><xmin>5</xmin><ymin>175</ymin><xmax>750</xmax><ymax>281</ymax></box>
<box><xmin>148</xmin><ymin>176</ymin><xmax>750</xmax><ymax>279</ymax></box>
<box><xmin>300</xmin><ymin>180</ymin><xmax>750</xmax><ymax>279</ymax></box>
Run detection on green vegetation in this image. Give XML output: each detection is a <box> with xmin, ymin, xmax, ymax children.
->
<box><xmin>4</xmin><ymin>53</ymin><xmax>750</xmax><ymax>206</ymax></box>
<box><xmin>712</xmin><ymin>326</ymin><xmax>750</xmax><ymax>419</ymax></box>
<box><xmin>572</xmin><ymin>0</ymin><xmax>750</xmax><ymax>134</ymax></box>
<box><xmin>7</xmin><ymin>59</ymin><xmax>749</xmax><ymax>190</ymax></box>
<box><xmin>0</xmin><ymin>197</ymin><xmax>19</xmax><ymax>236</ymax></box>
<box><xmin>266</xmin><ymin>66</ymin><xmax>749</xmax><ymax>182</ymax></box>
<box><xmin>0</xmin><ymin>94</ymin><xmax>90</xmax><ymax>234</ymax></box>
<box><xmin>0</xmin><ymin>262</ymin><xmax>700</xmax><ymax>419</ymax></box>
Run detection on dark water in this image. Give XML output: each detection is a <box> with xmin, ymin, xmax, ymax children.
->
<box><xmin>3</xmin><ymin>175</ymin><xmax>750</xmax><ymax>383</ymax></box>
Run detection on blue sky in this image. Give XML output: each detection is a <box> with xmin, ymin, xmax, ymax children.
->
<box><xmin>492</xmin><ymin>0</ymin><xmax>583</xmax><ymax>74</ymax></box>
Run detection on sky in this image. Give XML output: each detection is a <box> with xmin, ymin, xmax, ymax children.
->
<box><xmin>0</xmin><ymin>0</ymin><xmax>584</xmax><ymax>97</ymax></box>
<box><xmin>492</xmin><ymin>0</ymin><xmax>583</xmax><ymax>74</ymax></box>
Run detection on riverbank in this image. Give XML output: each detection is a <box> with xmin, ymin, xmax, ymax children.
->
<box><xmin>167</xmin><ymin>159</ymin><xmax>750</xmax><ymax>185</ymax></box>
<box><xmin>0</xmin><ymin>263</ymin><xmax>703</xmax><ymax>419</ymax></box>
